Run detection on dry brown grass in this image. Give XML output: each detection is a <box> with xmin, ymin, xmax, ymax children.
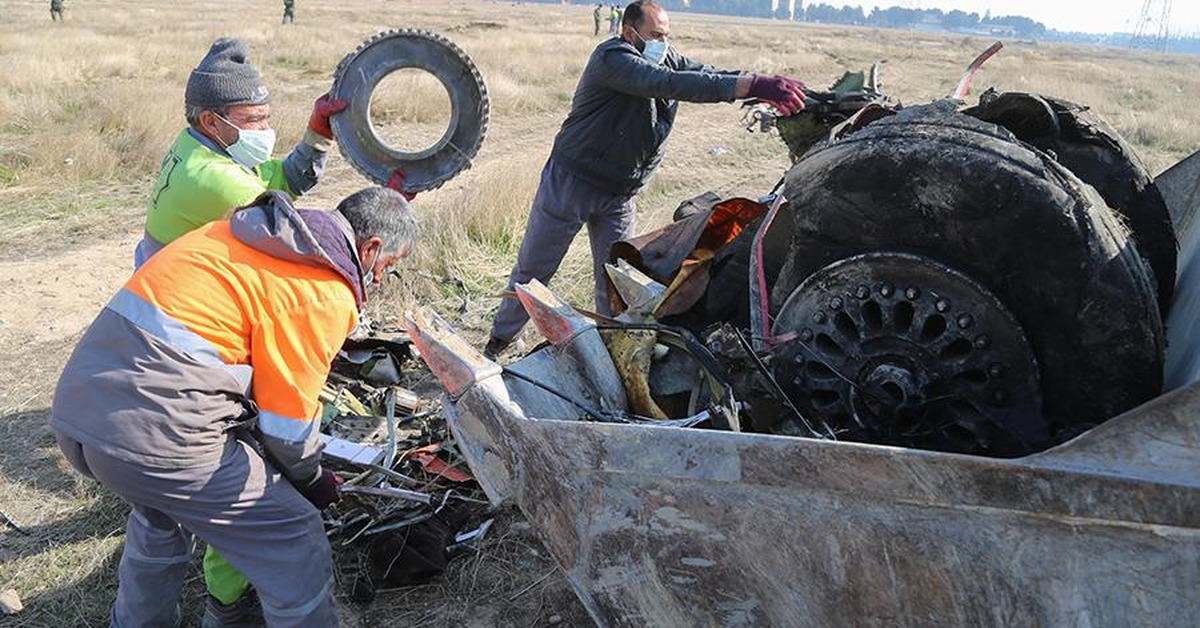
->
<box><xmin>2</xmin><ymin>0</ymin><xmax>1199</xmax><ymax>625</ymax></box>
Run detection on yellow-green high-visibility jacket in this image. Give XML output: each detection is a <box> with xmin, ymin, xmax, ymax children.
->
<box><xmin>145</xmin><ymin>128</ymin><xmax>331</xmax><ymax>246</ymax></box>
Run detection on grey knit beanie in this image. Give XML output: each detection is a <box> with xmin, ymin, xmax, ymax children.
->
<box><xmin>184</xmin><ymin>38</ymin><xmax>271</xmax><ymax>109</ymax></box>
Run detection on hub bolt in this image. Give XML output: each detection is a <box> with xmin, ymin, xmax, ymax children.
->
<box><xmin>936</xmin><ymin>299</ymin><xmax>951</xmax><ymax>313</ymax></box>
<box><xmin>905</xmin><ymin>287</ymin><xmax>920</xmax><ymax>300</ymax></box>
<box><xmin>800</xmin><ymin>328</ymin><xmax>814</xmax><ymax>342</ymax></box>
<box><xmin>812</xmin><ymin>312</ymin><xmax>827</xmax><ymax>324</ymax></box>
<box><xmin>957</xmin><ymin>314</ymin><xmax>973</xmax><ymax>329</ymax></box>
<box><xmin>880</xmin><ymin>283</ymin><xmax>894</xmax><ymax>297</ymax></box>
<box><xmin>856</xmin><ymin>285</ymin><xmax>870</xmax><ymax>299</ymax></box>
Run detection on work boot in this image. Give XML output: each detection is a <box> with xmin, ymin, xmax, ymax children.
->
<box><xmin>484</xmin><ymin>336</ymin><xmax>526</xmax><ymax>361</ymax></box>
<box><xmin>200</xmin><ymin>590</ymin><xmax>266</xmax><ymax>628</ymax></box>
<box><xmin>483</xmin><ymin>336</ymin><xmax>510</xmax><ymax>361</ymax></box>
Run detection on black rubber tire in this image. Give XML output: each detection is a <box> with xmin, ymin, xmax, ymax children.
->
<box><xmin>965</xmin><ymin>92</ymin><xmax>1177</xmax><ymax>312</ymax></box>
<box><xmin>331</xmin><ymin>29</ymin><xmax>489</xmax><ymax>194</ymax></box>
<box><xmin>769</xmin><ymin>102</ymin><xmax>1164</xmax><ymax>431</ymax></box>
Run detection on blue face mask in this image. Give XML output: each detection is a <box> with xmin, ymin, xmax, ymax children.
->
<box><xmin>643</xmin><ymin>40</ymin><xmax>669</xmax><ymax>65</ymax></box>
<box><xmin>216</xmin><ymin>114</ymin><xmax>276</xmax><ymax>169</ymax></box>
<box><xmin>632</xmin><ymin>29</ymin><xmax>669</xmax><ymax>65</ymax></box>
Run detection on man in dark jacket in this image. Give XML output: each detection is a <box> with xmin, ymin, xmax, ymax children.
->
<box><xmin>485</xmin><ymin>0</ymin><xmax>805</xmax><ymax>357</ymax></box>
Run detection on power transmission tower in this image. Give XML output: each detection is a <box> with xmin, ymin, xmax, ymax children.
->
<box><xmin>1130</xmin><ymin>0</ymin><xmax>1173</xmax><ymax>51</ymax></box>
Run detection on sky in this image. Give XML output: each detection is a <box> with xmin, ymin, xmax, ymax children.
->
<box><xmin>855</xmin><ymin>0</ymin><xmax>1200</xmax><ymax>35</ymax></box>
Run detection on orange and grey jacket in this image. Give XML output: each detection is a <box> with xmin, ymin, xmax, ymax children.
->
<box><xmin>51</xmin><ymin>192</ymin><xmax>364</xmax><ymax>484</ymax></box>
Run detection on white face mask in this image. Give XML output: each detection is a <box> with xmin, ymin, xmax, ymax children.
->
<box><xmin>632</xmin><ymin>29</ymin><xmax>669</xmax><ymax>65</ymax></box>
<box><xmin>216</xmin><ymin>114</ymin><xmax>276</xmax><ymax>169</ymax></box>
<box><xmin>360</xmin><ymin>246</ymin><xmax>388</xmax><ymax>301</ymax></box>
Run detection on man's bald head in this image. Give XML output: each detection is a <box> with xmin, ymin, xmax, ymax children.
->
<box><xmin>621</xmin><ymin>0</ymin><xmax>665</xmax><ymax>29</ymax></box>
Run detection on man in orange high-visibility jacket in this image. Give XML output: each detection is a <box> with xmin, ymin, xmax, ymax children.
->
<box><xmin>51</xmin><ymin>187</ymin><xmax>416</xmax><ymax>628</ymax></box>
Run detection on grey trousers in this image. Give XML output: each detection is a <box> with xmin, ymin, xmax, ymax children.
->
<box><xmin>489</xmin><ymin>159</ymin><xmax>636</xmax><ymax>343</ymax></box>
<box><xmin>56</xmin><ymin>432</ymin><xmax>337</xmax><ymax>628</ymax></box>
<box><xmin>132</xmin><ymin>231</ymin><xmax>166</xmax><ymax>270</ymax></box>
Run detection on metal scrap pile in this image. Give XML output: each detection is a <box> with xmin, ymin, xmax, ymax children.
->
<box><xmin>315</xmin><ymin>326</ymin><xmax>493</xmax><ymax>603</ymax></box>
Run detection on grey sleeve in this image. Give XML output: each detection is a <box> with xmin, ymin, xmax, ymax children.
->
<box><xmin>673</xmin><ymin>51</ymin><xmax>712</xmax><ymax>73</ymax></box>
<box><xmin>256</xmin><ymin>413</ymin><xmax>324</xmax><ymax>486</ymax></box>
<box><xmin>594</xmin><ymin>48</ymin><xmax>739</xmax><ymax>103</ymax></box>
<box><xmin>280</xmin><ymin>129</ymin><xmax>333</xmax><ymax>196</ymax></box>
<box><xmin>672</xmin><ymin>50</ymin><xmax>744</xmax><ymax>77</ymax></box>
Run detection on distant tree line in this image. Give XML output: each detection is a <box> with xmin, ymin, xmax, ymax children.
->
<box><xmin>790</xmin><ymin>4</ymin><xmax>1046</xmax><ymax>38</ymax></box>
<box><xmin>553</xmin><ymin>0</ymin><xmax>1048</xmax><ymax>38</ymax></box>
<box><xmin>545</xmin><ymin>0</ymin><xmax>1200</xmax><ymax>53</ymax></box>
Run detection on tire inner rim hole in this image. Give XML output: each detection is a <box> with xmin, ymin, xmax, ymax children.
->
<box><xmin>369</xmin><ymin>68</ymin><xmax>454</xmax><ymax>156</ymax></box>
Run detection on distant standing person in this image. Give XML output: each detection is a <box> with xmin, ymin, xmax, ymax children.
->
<box><xmin>608</xmin><ymin>5</ymin><xmax>620</xmax><ymax>34</ymax></box>
<box><xmin>50</xmin><ymin>0</ymin><xmax>64</xmax><ymax>21</ymax></box>
<box><xmin>283</xmin><ymin>0</ymin><xmax>295</xmax><ymax>24</ymax></box>
<box><xmin>593</xmin><ymin>3</ymin><xmax>603</xmax><ymax>36</ymax></box>
<box><xmin>484</xmin><ymin>0</ymin><xmax>807</xmax><ymax>357</ymax></box>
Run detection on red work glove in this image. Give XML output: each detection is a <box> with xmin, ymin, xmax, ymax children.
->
<box><xmin>298</xmin><ymin>468</ymin><xmax>344</xmax><ymax>510</ymax></box>
<box><xmin>386</xmin><ymin>169</ymin><xmax>417</xmax><ymax>202</ymax></box>
<box><xmin>748</xmin><ymin>75</ymin><xmax>807</xmax><ymax>117</ymax></box>
<box><xmin>308</xmin><ymin>94</ymin><xmax>348</xmax><ymax>140</ymax></box>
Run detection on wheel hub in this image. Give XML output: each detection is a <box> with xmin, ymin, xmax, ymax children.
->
<box><xmin>770</xmin><ymin>253</ymin><xmax>1048</xmax><ymax>456</ymax></box>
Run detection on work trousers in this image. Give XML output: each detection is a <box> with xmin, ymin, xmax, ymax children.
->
<box><xmin>490</xmin><ymin>159</ymin><xmax>636</xmax><ymax>343</ymax></box>
<box><xmin>133</xmin><ymin>231</ymin><xmax>252</xmax><ymax>604</ymax></box>
<box><xmin>132</xmin><ymin>231</ymin><xmax>166</xmax><ymax>270</ymax></box>
<box><xmin>56</xmin><ymin>432</ymin><xmax>337</xmax><ymax>628</ymax></box>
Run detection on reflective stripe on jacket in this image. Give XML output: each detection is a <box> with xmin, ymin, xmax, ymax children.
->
<box><xmin>52</xmin><ymin>192</ymin><xmax>362</xmax><ymax>483</ymax></box>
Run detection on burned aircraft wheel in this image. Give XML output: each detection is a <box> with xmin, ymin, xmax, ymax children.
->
<box><xmin>965</xmin><ymin>92</ymin><xmax>1177</xmax><ymax>311</ymax></box>
<box><xmin>770</xmin><ymin>103</ymin><xmax>1163</xmax><ymax>438</ymax></box>
<box><xmin>771</xmin><ymin>253</ymin><xmax>1047</xmax><ymax>457</ymax></box>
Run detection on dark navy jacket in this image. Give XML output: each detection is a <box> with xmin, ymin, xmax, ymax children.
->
<box><xmin>550</xmin><ymin>37</ymin><xmax>741</xmax><ymax>196</ymax></box>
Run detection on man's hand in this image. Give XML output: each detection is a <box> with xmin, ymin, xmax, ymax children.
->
<box><xmin>308</xmin><ymin>94</ymin><xmax>349</xmax><ymax>140</ymax></box>
<box><xmin>387</xmin><ymin>169</ymin><xmax>417</xmax><ymax>202</ymax></box>
<box><xmin>298</xmin><ymin>468</ymin><xmax>344</xmax><ymax>510</ymax></box>
<box><xmin>747</xmin><ymin>75</ymin><xmax>807</xmax><ymax>117</ymax></box>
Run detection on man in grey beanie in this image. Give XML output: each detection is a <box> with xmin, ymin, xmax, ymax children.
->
<box><xmin>136</xmin><ymin>37</ymin><xmax>347</xmax><ymax>270</ymax></box>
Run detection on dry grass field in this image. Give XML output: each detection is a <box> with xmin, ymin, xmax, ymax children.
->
<box><xmin>1</xmin><ymin>0</ymin><xmax>1199</xmax><ymax>626</ymax></box>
